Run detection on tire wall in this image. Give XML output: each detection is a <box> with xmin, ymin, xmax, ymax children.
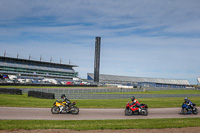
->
<box><xmin>28</xmin><ymin>91</ymin><xmax>55</xmax><ymax>99</ymax></box>
<box><xmin>0</xmin><ymin>88</ymin><xmax>22</xmax><ymax>95</ymax></box>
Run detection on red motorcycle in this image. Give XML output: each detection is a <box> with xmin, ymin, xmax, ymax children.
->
<box><xmin>125</xmin><ymin>102</ymin><xmax>148</xmax><ymax>116</ymax></box>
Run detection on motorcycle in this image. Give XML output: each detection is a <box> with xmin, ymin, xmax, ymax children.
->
<box><xmin>125</xmin><ymin>102</ymin><xmax>148</xmax><ymax>116</ymax></box>
<box><xmin>181</xmin><ymin>102</ymin><xmax>198</xmax><ymax>115</ymax></box>
<box><xmin>51</xmin><ymin>100</ymin><xmax>79</xmax><ymax>114</ymax></box>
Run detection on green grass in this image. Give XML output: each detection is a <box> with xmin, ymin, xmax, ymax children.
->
<box><xmin>77</xmin><ymin>97</ymin><xmax>200</xmax><ymax>108</ymax></box>
<box><xmin>0</xmin><ymin>118</ymin><xmax>200</xmax><ymax>130</ymax></box>
<box><xmin>0</xmin><ymin>94</ymin><xmax>54</xmax><ymax>108</ymax></box>
<box><xmin>0</xmin><ymin>93</ymin><xmax>200</xmax><ymax>108</ymax></box>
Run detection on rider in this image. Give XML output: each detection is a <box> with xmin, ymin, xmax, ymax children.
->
<box><xmin>130</xmin><ymin>96</ymin><xmax>141</xmax><ymax>112</ymax></box>
<box><xmin>61</xmin><ymin>94</ymin><xmax>71</xmax><ymax>105</ymax></box>
<box><xmin>184</xmin><ymin>97</ymin><xmax>195</xmax><ymax>110</ymax></box>
<box><xmin>60</xmin><ymin>94</ymin><xmax>71</xmax><ymax>112</ymax></box>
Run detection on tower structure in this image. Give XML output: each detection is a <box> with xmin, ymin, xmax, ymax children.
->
<box><xmin>94</xmin><ymin>37</ymin><xmax>101</xmax><ymax>83</ymax></box>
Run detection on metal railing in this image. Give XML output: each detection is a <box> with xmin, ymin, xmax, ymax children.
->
<box><xmin>2</xmin><ymin>87</ymin><xmax>198</xmax><ymax>99</ymax></box>
<box><xmin>59</xmin><ymin>94</ymin><xmax>200</xmax><ymax>99</ymax></box>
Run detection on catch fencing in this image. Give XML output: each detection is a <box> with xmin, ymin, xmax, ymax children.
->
<box><xmin>59</xmin><ymin>94</ymin><xmax>200</xmax><ymax>99</ymax></box>
<box><xmin>2</xmin><ymin>87</ymin><xmax>199</xmax><ymax>99</ymax></box>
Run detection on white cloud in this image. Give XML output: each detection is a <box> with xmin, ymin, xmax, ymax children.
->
<box><xmin>0</xmin><ymin>0</ymin><xmax>200</xmax><ymax>84</ymax></box>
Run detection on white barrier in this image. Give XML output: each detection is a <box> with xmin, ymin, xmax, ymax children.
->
<box><xmin>117</xmin><ymin>85</ymin><xmax>133</xmax><ymax>89</ymax></box>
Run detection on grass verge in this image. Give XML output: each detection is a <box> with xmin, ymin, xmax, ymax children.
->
<box><xmin>0</xmin><ymin>118</ymin><xmax>200</xmax><ymax>130</ymax></box>
<box><xmin>0</xmin><ymin>93</ymin><xmax>200</xmax><ymax>108</ymax></box>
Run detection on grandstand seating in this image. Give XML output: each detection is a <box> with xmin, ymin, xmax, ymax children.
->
<box><xmin>0</xmin><ymin>56</ymin><xmax>78</xmax><ymax>80</ymax></box>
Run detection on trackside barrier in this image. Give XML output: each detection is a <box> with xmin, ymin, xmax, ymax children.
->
<box><xmin>62</xmin><ymin>94</ymin><xmax>200</xmax><ymax>99</ymax></box>
<box><xmin>28</xmin><ymin>91</ymin><xmax>55</xmax><ymax>99</ymax></box>
<box><xmin>1</xmin><ymin>87</ymin><xmax>199</xmax><ymax>99</ymax></box>
<box><xmin>19</xmin><ymin>87</ymin><xmax>197</xmax><ymax>94</ymax></box>
<box><xmin>0</xmin><ymin>88</ymin><xmax>22</xmax><ymax>95</ymax></box>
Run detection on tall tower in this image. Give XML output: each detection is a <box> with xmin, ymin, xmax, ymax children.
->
<box><xmin>94</xmin><ymin>37</ymin><xmax>101</xmax><ymax>83</ymax></box>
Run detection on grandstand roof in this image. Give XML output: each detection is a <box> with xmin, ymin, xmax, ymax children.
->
<box><xmin>0</xmin><ymin>56</ymin><xmax>78</xmax><ymax>68</ymax></box>
<box><xmin>87</xmin><ymin>73</ymin><xmax>190</xmax><ymax>85</ymax></box>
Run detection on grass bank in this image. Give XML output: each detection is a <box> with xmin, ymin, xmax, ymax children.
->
<box><xmin>0</xmin><ymin>118</ymin><xmax>200</xmax><ymax>130</ymax></box>
<box><xmin>0</xmin><ymin>94</ymin><xmax>200</xmax><ymax>108</ymax></box>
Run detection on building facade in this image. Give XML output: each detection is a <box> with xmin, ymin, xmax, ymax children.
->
<box><xmin>87</xmin><ymin>73</ymin><xmax>191</xmax><ymax>88</ymax></box>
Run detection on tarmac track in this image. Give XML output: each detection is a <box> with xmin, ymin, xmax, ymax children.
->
<box><xmin>0</xmin><ymin>107</ymin><xmax>200</xmax><ymax>120</ymax></box>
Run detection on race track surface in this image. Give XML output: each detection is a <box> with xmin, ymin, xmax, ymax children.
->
<box><xmin>0</xmin><ymin>107</ymin><xmax>200</xmax><ymax>120</ymax></box>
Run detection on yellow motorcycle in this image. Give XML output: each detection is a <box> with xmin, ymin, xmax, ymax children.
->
<box><xmin>51</xmin><ymin>100</ymin><xmax>79</xmax><ymax>114</ymax></box>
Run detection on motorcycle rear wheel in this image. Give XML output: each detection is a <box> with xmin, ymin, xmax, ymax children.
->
<box><xmin>71</xmin><ymin>106</ymin><xmax>79</xmax><ymax>114</ymax></box>
<box><xmin>125</xmin><ymin>108</ymin><xmax>132</xmax><ymax>116</ymax></box>
<box><xmin>192</xmin><ymin>108</ymin><xmax>198</xmax><ymax>115</ymax></box>
<box><xmin>51</xmin><ymin>106</ymin><xmax>60</xmax><ymax>114</ymax></box>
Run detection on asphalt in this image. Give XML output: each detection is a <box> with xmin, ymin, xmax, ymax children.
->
<box><xmin>0</xmin><ymin>107</ymin><xmax>199</xmax><ymax>120</ymax></box>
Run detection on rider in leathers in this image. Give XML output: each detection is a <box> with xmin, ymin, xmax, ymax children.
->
<box><xmin>130</xmin><ymin>96</ymin><xmax>141</xmax><ymax>112</ymax></box>
<box><xmin>60</xmin><ymin>94</ymin><xmax>71</xmax><ymax>112</ymax></box>
<box><xmin>184</xmin><ymin>97</ymin><xmax>195</xmax><ymax>110</ymax></box>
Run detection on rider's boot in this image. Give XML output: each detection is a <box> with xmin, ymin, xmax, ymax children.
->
<box><xmin>59</xmin><ymin>106</ymin><xmax>63</xmax><ymax>113</ymax></box>
<box><xmin>138</xmin><ymin>108</ymin><xmax>141</xmax><ymax>112</ymax></box>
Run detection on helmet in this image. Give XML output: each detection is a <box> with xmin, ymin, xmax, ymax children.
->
<box><xmin>131</xmin><ymin>96</ymin><xmax>135</xmax><ymax>101</ymax></box>
<box><xmin>184</xmin><ymin>97</ymin><xmax>188</xmax><ymax>101</ymax></box>
<box><xmin>61</xmin><ymin>94</ymin><xmax>66</xmax><ymax>99</ymax></box>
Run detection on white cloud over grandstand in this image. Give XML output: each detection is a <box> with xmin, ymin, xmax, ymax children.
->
<box><xmin>0</xmin><ymin>0</ymin><xmax>200</xmax><ymax>84</ymax></box>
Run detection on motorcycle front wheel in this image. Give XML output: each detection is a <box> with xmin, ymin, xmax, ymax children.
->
<box><xmin>71</xmin><ymin>106</ymin><xmax>79</xmax><ymax>114</ymax></box>
<box><xmin>181</xmin><ymin>108</ymin><xmax>187</xmax><ymax>115</ymax></box>
<box><xmin>51</xmin><ymin>106</ymin><xmax>60</xmax><ymax>114</ymax></box>
<box><xmin>141</xmin><ymin>109</ymin><xmax>148</xmax><ymax>116</ymax></box>
<box><xmin>125</xmin><ymin>108</ymin><xmax>132</xmax><ymax>116</ymax></box>
<box><xmin>192</xmin><ymin>108</ymin><xmax>198</xmax><ymax>115</ymax></box>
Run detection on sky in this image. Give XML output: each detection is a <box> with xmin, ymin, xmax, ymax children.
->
<box><xmin>0</xmin><ymin>0</ymin><xmax>200</xmax><ymax>84</ymax></box>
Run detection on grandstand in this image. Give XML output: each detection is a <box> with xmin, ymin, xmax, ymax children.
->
<box><xmin>87</xmin><ymin>73</ymin><xmax>191</xmax><ymax>88</ymax></box>
<box><xmin>0</xmin><ymin>56</ymin><xmax>78</xmax><ymax>82</ymax></box>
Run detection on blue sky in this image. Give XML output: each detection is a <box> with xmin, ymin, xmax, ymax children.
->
<box><xmin>0</xmin><ymin>0</ymin><xmax>200</xmax><ymax>84</ymax></box>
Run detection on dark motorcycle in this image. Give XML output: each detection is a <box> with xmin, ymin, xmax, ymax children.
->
<box><xmin>181</xmin><ymin>102</ymin><xmax>198</xmax><ymax>115</ymax></box>
<box><xmin>125</xmin><ymin>102</ymin><xmax>148</xmax><ymax>116</ymax></box>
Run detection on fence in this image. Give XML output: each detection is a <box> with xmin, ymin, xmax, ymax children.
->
<box><xmin>58</xmin><ymin>94</ymin><xmax>200</xmax><ymax>99</ymax></box>
<box><xmin>1</xmin><ymin>87</ymin><xmax>199</xmax><ymax>99</ymax></box>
